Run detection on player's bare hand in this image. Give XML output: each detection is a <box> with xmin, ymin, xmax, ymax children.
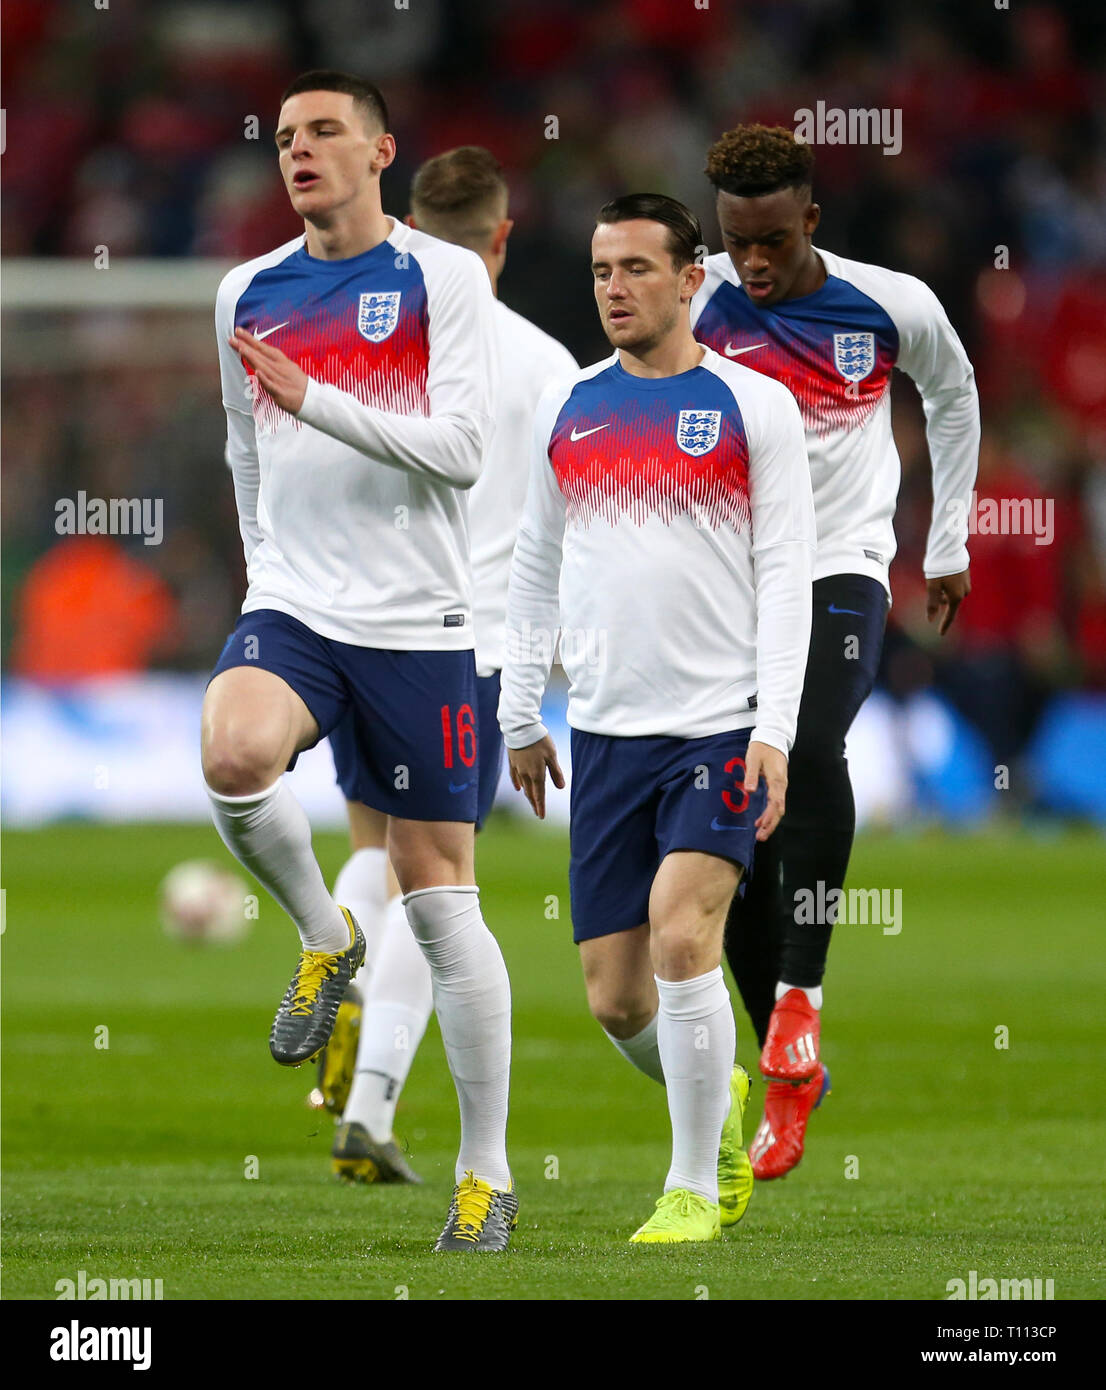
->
<box><xmin>230</xmin><ymin>328</ymin><xmax>309</xmax><ymax>415</ymax></box>
<box><xmin>926</xmin><ymin>568</ymin><xmax>970</xmax><ymax>637</ymax></box>
<box><xmin>744</xmin><ymin>740</ymin><xmax>788</xmax><ymax>842</ymax></box>
<box><xmin>508</xmin><ymin>735</ymin><xmax>565</xmax><ymax>820</ymax></box>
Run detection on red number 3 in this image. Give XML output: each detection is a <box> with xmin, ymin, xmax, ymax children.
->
<box><xmin>721</xmin><ymin>756</ymin><xmax>749</xmax><ymax>815</ymax></box>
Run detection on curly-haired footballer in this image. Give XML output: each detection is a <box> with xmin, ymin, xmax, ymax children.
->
<box><xmin>690</xmin><ymin>124</ymin><xmax>980</xmax><ymax>1179</ymax></box>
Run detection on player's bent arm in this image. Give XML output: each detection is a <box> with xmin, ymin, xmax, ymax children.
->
<box><xmin>216</xmin><ymin>271</ymin><xmax>263</xmax><ymax>562</ymax></box>
<box><xmin>295</xmin><ymin>248</ymin><xmax>498</xmax><ymax>490</ymax></box>
<box><xmin>295</xmin><ymin>388</ymin><xmax>492</xmax><ymax>489</ymax></box>
<box><xmin>225</xmin><ymin>425</ymin><xmax>263</xmax><ymax>564</ymax></box>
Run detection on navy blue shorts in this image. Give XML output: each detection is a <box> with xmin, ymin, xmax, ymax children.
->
<box><xmin>568</xmin><ymin>727</ymin><xmax>766</xmax><ymax>943</ymax></box>
<box><xmin>209</xmin><ymin>609</ymin><xmax>479</xmax><ymax>822</ymax></box>
<box><xmin>331</xmin><ymin>670</ymin><xmax>503</xmax><ymax>830</ymax></box>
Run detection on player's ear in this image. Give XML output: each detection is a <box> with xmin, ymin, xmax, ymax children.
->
<box><xmin>491</xmin><ymin>218</ymin><xmax>513</xmax><ymax>256</ymax></box>
<box><xmin>681</xmin><ymin>259</ymin><xmax>706</xmax><ymax>301</ymax></box>
<box><xmin>804</xmin><ymin>200</ymin><xmax>821</xmax><ymax>238</ymax></box>
<box><xmin>369</xmin><ymin>132</ymin><xmax>397</xmax><ymax>174</ymax></box>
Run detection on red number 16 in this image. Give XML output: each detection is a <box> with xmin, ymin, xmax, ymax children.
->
<box><xmin>441</xmin><ymin>703</ymin><xmax>476</xmax><ymax>769</ymax></box>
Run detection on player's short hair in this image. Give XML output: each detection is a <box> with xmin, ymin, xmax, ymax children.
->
<box><xmin>704</xmin><ymin>124</ymin><xmax>814</xmax><ymax>198</ymax></box>
<box><xmin>279</xmin><ymin>70</ymin><xmax>389</xmax><ymax>135</ymax></box>
<box><xmin>409</xmin><ymin>147</ymin><xmax>509</xmax><ymax>251</ymax></box>
<box><xmin>594</xmin><ymin>193</ymin><xmax>703</xmax><ymax>269</ymax></box>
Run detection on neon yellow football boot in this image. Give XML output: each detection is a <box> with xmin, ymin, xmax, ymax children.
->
<box><xmin>717</xmin><ymin>1062</ymin><xmax>754</xmax><ymax>1228</ymax></box>
<box><xmin>629</xmin><ymin>1188</ymin><xmax>722</xmax><ymax>1244</ymax></box>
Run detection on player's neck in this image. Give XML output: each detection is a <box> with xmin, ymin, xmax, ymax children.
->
<box><xmin>779</xmin><ymin>247</ymin><xmax>826</xmax><ymax>302</ymax></box>
<box><xmin>303</xmin><ymin>204</ymin><xmax>393</xmax><ymax>261</ymax></box>
<box><xmin>618</xmin><ymin>333</ymin><xmax>704</xmax><ymax>380</ymax></box>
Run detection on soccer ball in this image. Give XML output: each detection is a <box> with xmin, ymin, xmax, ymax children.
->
<box><xmin>159</xmin><ymin>860</ymin><xmax>250</xmax><ymax>946</ymax></box>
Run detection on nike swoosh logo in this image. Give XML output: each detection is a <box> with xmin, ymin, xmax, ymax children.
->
<box><xmin>723</xmin><ymin>342</ymin><xmax>767</xmax><ymax>357</ymax></box>
<box><xmin>710</xmin><ymin>817</ymin><xmax>746</xmax><ymax>832</ymax></box>
<box><xmin>827</xmin><ymin>604</ymin><xmax>864</xmax><ymax>616</ymax></box>
<box><xmin>448</xmin><ymin>781</ymin><xmax>473</xmax><ymax>794</ymax></box>
<box><xmin>570</xmin><ymin>424</ymin><xmax>610</xmax><ymax>442</ymax></box>
<box><xmin>253</xmin><ymin>321</ymin><xmax>290</xmax><ymax>341</ymax></box>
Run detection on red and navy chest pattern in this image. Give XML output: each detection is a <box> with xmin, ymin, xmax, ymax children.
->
<box><xmin>235</xmin><ymin>241</ymin><xmax>430</xmax><ymax>435</ymax></box>
<box><xmin>549</xmin><ymin>363</ymin><xmax>750</xmax><ymax>531</ymax></box>
<box><xmin>694</xmin><ymin>275</ymin><xmax>897</xmax><ymax>438</ymax></box>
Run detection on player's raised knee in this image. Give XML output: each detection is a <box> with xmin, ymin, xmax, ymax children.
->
<box><xmin>201</xmin><ymin>722</ymin><xmax>288</xmax><ymax>796</ymax></box>
<box><xmin>201</xmin><ymin>667</ymin><xmax>316</xmax><ymax>795</ymax></box>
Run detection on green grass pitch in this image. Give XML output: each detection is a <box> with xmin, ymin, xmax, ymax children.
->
<box><xmin>3</xmin><ymin>819</ymin><xmax>1104</xmax><ymax>1301</ymax></box>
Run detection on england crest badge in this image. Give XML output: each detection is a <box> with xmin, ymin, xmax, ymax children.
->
<box><xmin>833</xmin><ymin>331</ymin><xmax>875</xmax><ymax>382</ymax></box>
<box><xmin>357</xmin><ymin>291</ymin><xmax>401</xmax><ymax>343</ymax></box>
<box><xmin>676</xmin><ymin>409</ymin><xmax>722</xmax><ymax>457</ymax></box>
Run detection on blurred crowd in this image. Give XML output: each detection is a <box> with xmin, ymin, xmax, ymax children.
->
<box><xmin>4</xmin><ymin>0</ymin><xmax>1106</xmax><ymax>791</ymax></box>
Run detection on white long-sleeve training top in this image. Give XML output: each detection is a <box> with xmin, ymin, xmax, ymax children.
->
<box><xmin>691</xmin><ymin>246</ymin><xmax>980</xmax><ymax>591</ymax></box>
<box><xmin>498</xmin><ymin>346</ymin><xmax>816</xmax><ymax>754</ymax></box>
<box><xmin>215</xmin><ymin>217</ymin><xmax>497</xmax><ymax>649</ymax></box>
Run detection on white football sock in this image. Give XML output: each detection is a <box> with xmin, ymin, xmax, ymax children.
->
<box><xmin>777</xmin><ymin>981</ymin><xmax>823</xmax><ymax>1010</ymax></box>
<box><xmin>344</xmin><ymin>893</ymin><xmax>434</xmax><ymax>1141</ymax></box>
<box><xmin>403</xmin><ymin>885</ymin><xmax>511</xmax><ymax>1189</ymax></box>
<box><xmin>334</xmin><ymin>846</ymin><xmax>389</xmax><ymax>982</ymax></box>
<box><xmin>207</xmin><ymin>779</ymin><xmax>348</xmax><ymax>951</ymax></box>
<box><xmin>603</xmin><ymin>1013</ymin><xmax>664</xmax><ymax>1084</ymax></box>
<box><xmin>656</xmin><ymin>968</ymin><xmax>735</xmax><ymax>1203</ymax></box>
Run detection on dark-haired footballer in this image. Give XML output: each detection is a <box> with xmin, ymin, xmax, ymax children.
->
<box><xmin>692</xmin><ymin>125</ymin><xmax>979</xmax><ymax>1179</ymax></box>
<box><xmin>500</xmin><ymin>194</ymin><xmax>815</xmax><ymax>1242</ymax></box>
<box><xmin>203</xmin><ymin>71</ymin><xmax>516</xmax><ymax>1252</ymax></box>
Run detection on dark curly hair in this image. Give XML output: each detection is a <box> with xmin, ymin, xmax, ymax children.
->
<box><xmin>704</xmin><ymin>124</ymin><xmax>814</xmax><ymax>198</ymax></box>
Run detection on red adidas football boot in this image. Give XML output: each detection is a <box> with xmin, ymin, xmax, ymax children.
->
<box><xmin>760</xmin><ymin>988</ymin><xmax>820</xmax><ymax>1081</ymax></box>
<box><xmin>749</xmin><ymin>1063</ymin><xmax>831</xmax><ymax>1180</ymax></box>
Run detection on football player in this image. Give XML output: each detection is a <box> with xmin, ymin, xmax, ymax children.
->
<box><xmin>205</xmin><ymin>71</ymin><xmax>514</xmax><ymax>1251</ymax></box>
<box><xmin>693</xmin><ymin>125</ymin><xmax>979</xmax><ymax>1178</ymax></box>
<box><xmin>500</xmin><ymin>194</ymin><xmax>815</xmax><ymax>1242</ymax></box>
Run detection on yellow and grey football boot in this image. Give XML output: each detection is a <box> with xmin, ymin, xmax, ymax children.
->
<box><xmin>312</xmin><ymin>980</ymin><xmax>363</xmax><ymax>1114</ymax></box>
<box><xmin>331</xmin><ymin>1120</ymin><xmax>422</xmax><ymax>1184</ymax></box>
<box><xmin>269</xmin><ymin>907</ymin><xmax>366</xmax><ymax>1066</ymax></box>
<box><xmin>433</xmin><ymin>1171</ymin><xmax>518</xmax><ymax>1252</ymax></box>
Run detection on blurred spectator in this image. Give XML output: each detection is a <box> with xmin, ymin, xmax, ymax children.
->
<box><xmin>931</xmin><ymin>429</ymin><xmax>1068</xmax><ymax>769</ymax></box>
<box><xmin>11</xmin><ymin>536</ymin><xmax>179</xmax><ymax>679</ymax></box>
